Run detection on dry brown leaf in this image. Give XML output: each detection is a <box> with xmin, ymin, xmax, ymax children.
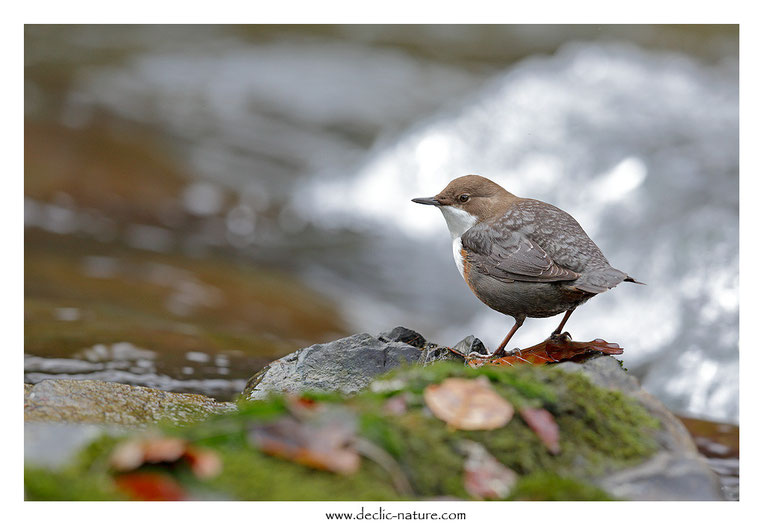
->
<box><xmin>141</xmin><ymin>437</ymin><xmax>187</xmax><ymax>464</ymax></box>
<box><xmin>460</xmin><ymin>440</ymin><xmax>517</xmax><ymax>500</ymax></box>
<box><xmin>424</xmin><ymin>377</ymin><xmax>513</xmax><ymax>430</ymax></box>
<box><xmin>110</xmin><ymin>437</ymin><xmax>187</xmax><ymax>471</ymax></box>
<box><xmin>519</xmin><ymin>407</ymin><xmax>561</xmax><ymax>454</ymax></box>
<box><xmin>110</xmin><ymin>436</ymin><xmax>221</xmax><ymax>479</ymax></box>
<box><xmin>249</xmin><ymin>410</ymin><xmax>360</xmax><ymax>475</ymax></box>
<box><xmin>467</xmin><ymin>337</ymin><xmax>623</xmax><ymax>367</ymax></box>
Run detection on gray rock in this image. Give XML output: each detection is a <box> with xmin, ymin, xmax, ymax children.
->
<box><xmin>21</xmin><ymin>328</ymin><xmax>727</xmax><ymax>501</ymax></box>
<box><xmin>417</xmin><ymin>344</ymin><xmax>465</xmax><ymax>365</ymax></box>
<box><xmin>555</xmin><ymin>356</ymin><xmax>724</xmax><ymax>500</ymax></box>
<box><xmin>244</xmin><ymin>329</ymin><xmax>464</xmax><ymax>400</ymax></box>
<box><xmin>600</xmin><ymin>451</ymin><xmax>724</xmax><ymax>501</ymax></box>
<box><xmin>451</xmin><ymin>335</ymin><xmax>487</xmax><ymax>356</ymax></box>
<box><xmin>555</xmin><ymin>355</ymin><xmax>640</xmax><ymax>393</ymax></box>
<box><xmin>378</xmin><ymin>326</ymin><xmax>427</xmax><ymax>349</ymax></box>
<box><xmin>25</xmin><ymin>379</ymin><xmax>235</xmax><ymax>426</ymax></box>
<box><xmin>244</xmin><ymin>333</ymin><xmax>420</xmax><ymax>400</ymax></box>
<box><xmin>25</xmin><ymin>422</ymin><xmax>127</xmax><ymax>469</ymax></box>
<box><xmin>244</xmin><ymin>331</ymin><xmax>724</xmax><ymax>500</ymax></box>
<box><xmin>24</xmin><ymin>379</ymin><xmax>236</xmax><ymax>469</ymax></box>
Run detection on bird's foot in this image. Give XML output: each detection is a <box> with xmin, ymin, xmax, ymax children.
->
<box><xmin>549</xmin><ymin>331</ymin><xmax>572</xmax><ymax>343</ymax></box>
<box><xmin>466</xmin><ymin>346</ymin><xmax>520</xmax><ymax>360</ymax></box>
<box><xmin>466</xmin><ymin>336</ymin><xmax>624</xmax><ymax>366</ymax></box>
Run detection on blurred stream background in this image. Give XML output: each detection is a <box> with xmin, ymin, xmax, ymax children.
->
<box><xmin>24</xmin><ymin>25</ymin><xmax>738</xmax><ymax>435</ymax></box>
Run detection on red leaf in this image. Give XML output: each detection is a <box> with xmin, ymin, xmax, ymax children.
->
<box><xmin>110</xmin><ymin>437</ymin><xmax>187</xmax><ymax>471</ymax></box>
<box><xmin>249</xmin><ymin>410</ymin><xmax>360</xmax><ymax>475</ymax></box>
<box><xmin>461</xmin><ymin>440</ymin><xmax>517</xmax><ymax>500</ymax></box>
<box><xmin>115</xmin><ymin>472</ymin><xmax>186</xmax><ymax>501</ymax></box>
<box><xmin>519</xmin><ymin>407</ymin><xmax>561</xmax><ymax>455</ymax></box>
<box><xmin>110</xmin><ymin>436</ymin><xmax>221</xmax><ymax>480</ymax></box>
<box><xmin>467</xmin><ymin>337</ymin><xmax>623</xmax><ymax>367</ymax></box>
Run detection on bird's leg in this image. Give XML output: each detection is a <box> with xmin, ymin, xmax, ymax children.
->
<box><xmin>478</xmin><ymin>316</ymin><xmax>525</xmax><ymax>358</ymax></box>
<box><xmin>550</xmin><ymin>309</ymin><xmax>575</xmax><ymax>340</ymax></box>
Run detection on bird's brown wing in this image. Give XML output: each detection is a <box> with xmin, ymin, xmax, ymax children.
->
<box><xmin>461</xmin><ymin>222</ymin><xmax>580</xmax><ymax>283</ymax></box>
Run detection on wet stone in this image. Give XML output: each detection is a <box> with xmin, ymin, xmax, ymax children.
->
<box><xmin>243</xmin><ymin>328</ymin><xmax>465</xmax><ymax>401</ymax></box>
<box><xmin>25</xmin><ymin>379</ymin><xmax>235</xmax><ymax>427</ymax></box>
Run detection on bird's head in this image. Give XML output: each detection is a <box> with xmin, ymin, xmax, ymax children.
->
<box><xmin>412</xmin><ymin>174</ymin><xmax>515</xmax><ymax>238</ymax></box>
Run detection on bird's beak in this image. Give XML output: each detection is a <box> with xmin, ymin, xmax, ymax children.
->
<box><xmin>411</xmin><ymin>196</ymin><xmax>440</xmax><ymax>206</ymax></box>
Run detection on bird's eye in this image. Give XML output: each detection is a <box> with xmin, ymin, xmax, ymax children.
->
<box><xmin>458</xmin><ymin>194</ymin><xmax>470</xmax><ymax>203</ymax></box>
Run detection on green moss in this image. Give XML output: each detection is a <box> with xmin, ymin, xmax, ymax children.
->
<box><xmin>25</xmin><ymin>436</ymin><xmax>128</xmax><ymax>501</ymax></box>
<box><xmin>510</xmin><ymin>473</ymin><xmax>615</xmax><ymax>501</ymax></box>
<box><xmin>211</xmin><ymin>448</ymin><xmax>401</xmax><ymax>500</ymax></box>
<box><xmin>25</xmin><ymin>360</ymin><xmax>660</xmax><ymax>501</ymax></box>
<box><xmin>24</xmin><ymin>380</ymin><xmax>233</xmax><ymax>426</ymax></box>
<box><xmin>349</xmin><ymin>357</ymin><xmax>657</xmax><ymax>498</ymax></box>
<box><xmin>157</xmin><ymin>401</ymin><xmax>234</xmax><ymax>428</ymax></box>
<box><xmin>25</xmin><ymin>465</ymin><xmax>126</xmax><ymax>501</ymax></box>
<box><xmin>359</xmin><ymin>410</ymin><xmax>468</xmax><ymax>498</ymax></box>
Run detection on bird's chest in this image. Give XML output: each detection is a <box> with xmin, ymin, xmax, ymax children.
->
<box><xmin>452</xmin><ymin>240</ymin><xmax>484</xmax><ymax>298</ymax></box>
<box><xmin>452</xmin><ymin>238</ymin><xmax>470</xmax><ymax>281</ymax></box>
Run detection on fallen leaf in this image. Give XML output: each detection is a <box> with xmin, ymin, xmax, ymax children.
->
<box><xmin>519</xmin><ymin>407</ymin><xmax>561</xmax><ymax>454</ymax></box>
<box><xmin>141</xmin><ymin>437</ymin><xmax>187</xmax><ymax>464</ymax></box>
<box><xmin>110</xmin><ymin>440</ymin><xmax>145</xmax><ymax>472</ymax></box>
<box><xmin>460</xmin><ymin>440</ymin><xmax>517</xmax><ymax>500</ymax></box>
<box><xmin>466</xmin><ymin>336</ymin><xmax>623</xmax><ymax>367</ymax></box>
<box><xmin>115</xmin><ymin>472</ymin><xmax>186</xmax><ymax>501</ymax></box>
<box><xmin>110</xmin><ymin>437</ymin><xmax>188</xmax><ymax>471</ymax></box>
<box><xmin>424</xmin><ymin>377</ymin><xmax>513</xmax><ymax>430</ymax></box>
<box><xmin>184</xmin><ymin>446</ymin><xmax>223</xmax><ymax>479</ymax></box>
<box><xmin>249</xmin><ymin>409</ymin><xmax>360</xmax><ymax>475</ymax></box>
<box><xmin>110</xmin><ymin>436</ymin><xmax>221</xmax><ymax>479</ymax></box>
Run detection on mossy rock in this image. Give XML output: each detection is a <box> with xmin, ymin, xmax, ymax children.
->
<box><xmin>353</xmin><ymin>361</ymin><xmax>659</xmax><ymax>495</ymax></box>
<box><xmin>24</xmin><ymin>379</ymin><xmax>236</xmax><ymax>426</ymax></box>
<box><xmin>25</xmin><ymin>361</ymin><xmax>659</xmax><ymax>501</ymax></box>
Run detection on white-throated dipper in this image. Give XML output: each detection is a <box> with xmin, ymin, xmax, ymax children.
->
<box><xmin>413</xmin><ymin>174</ymin><xmax>640</xmax><ymax>357</ymax></box>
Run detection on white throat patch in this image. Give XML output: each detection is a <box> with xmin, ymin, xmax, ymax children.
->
<box><xmin>438</xmin><ymin>206</ymin><xmax>478</xmax><ymax>240</ymax></box>
<box><xmin>438</xmin><ymin>206</ymin><xmax>478</xmax><ymax>278</ymax></box>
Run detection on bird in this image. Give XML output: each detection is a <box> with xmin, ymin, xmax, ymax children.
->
<box><xmin>412</xmin><ymin>174</ymin><xmax>641</xmax><ymax>357</ymax></box>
